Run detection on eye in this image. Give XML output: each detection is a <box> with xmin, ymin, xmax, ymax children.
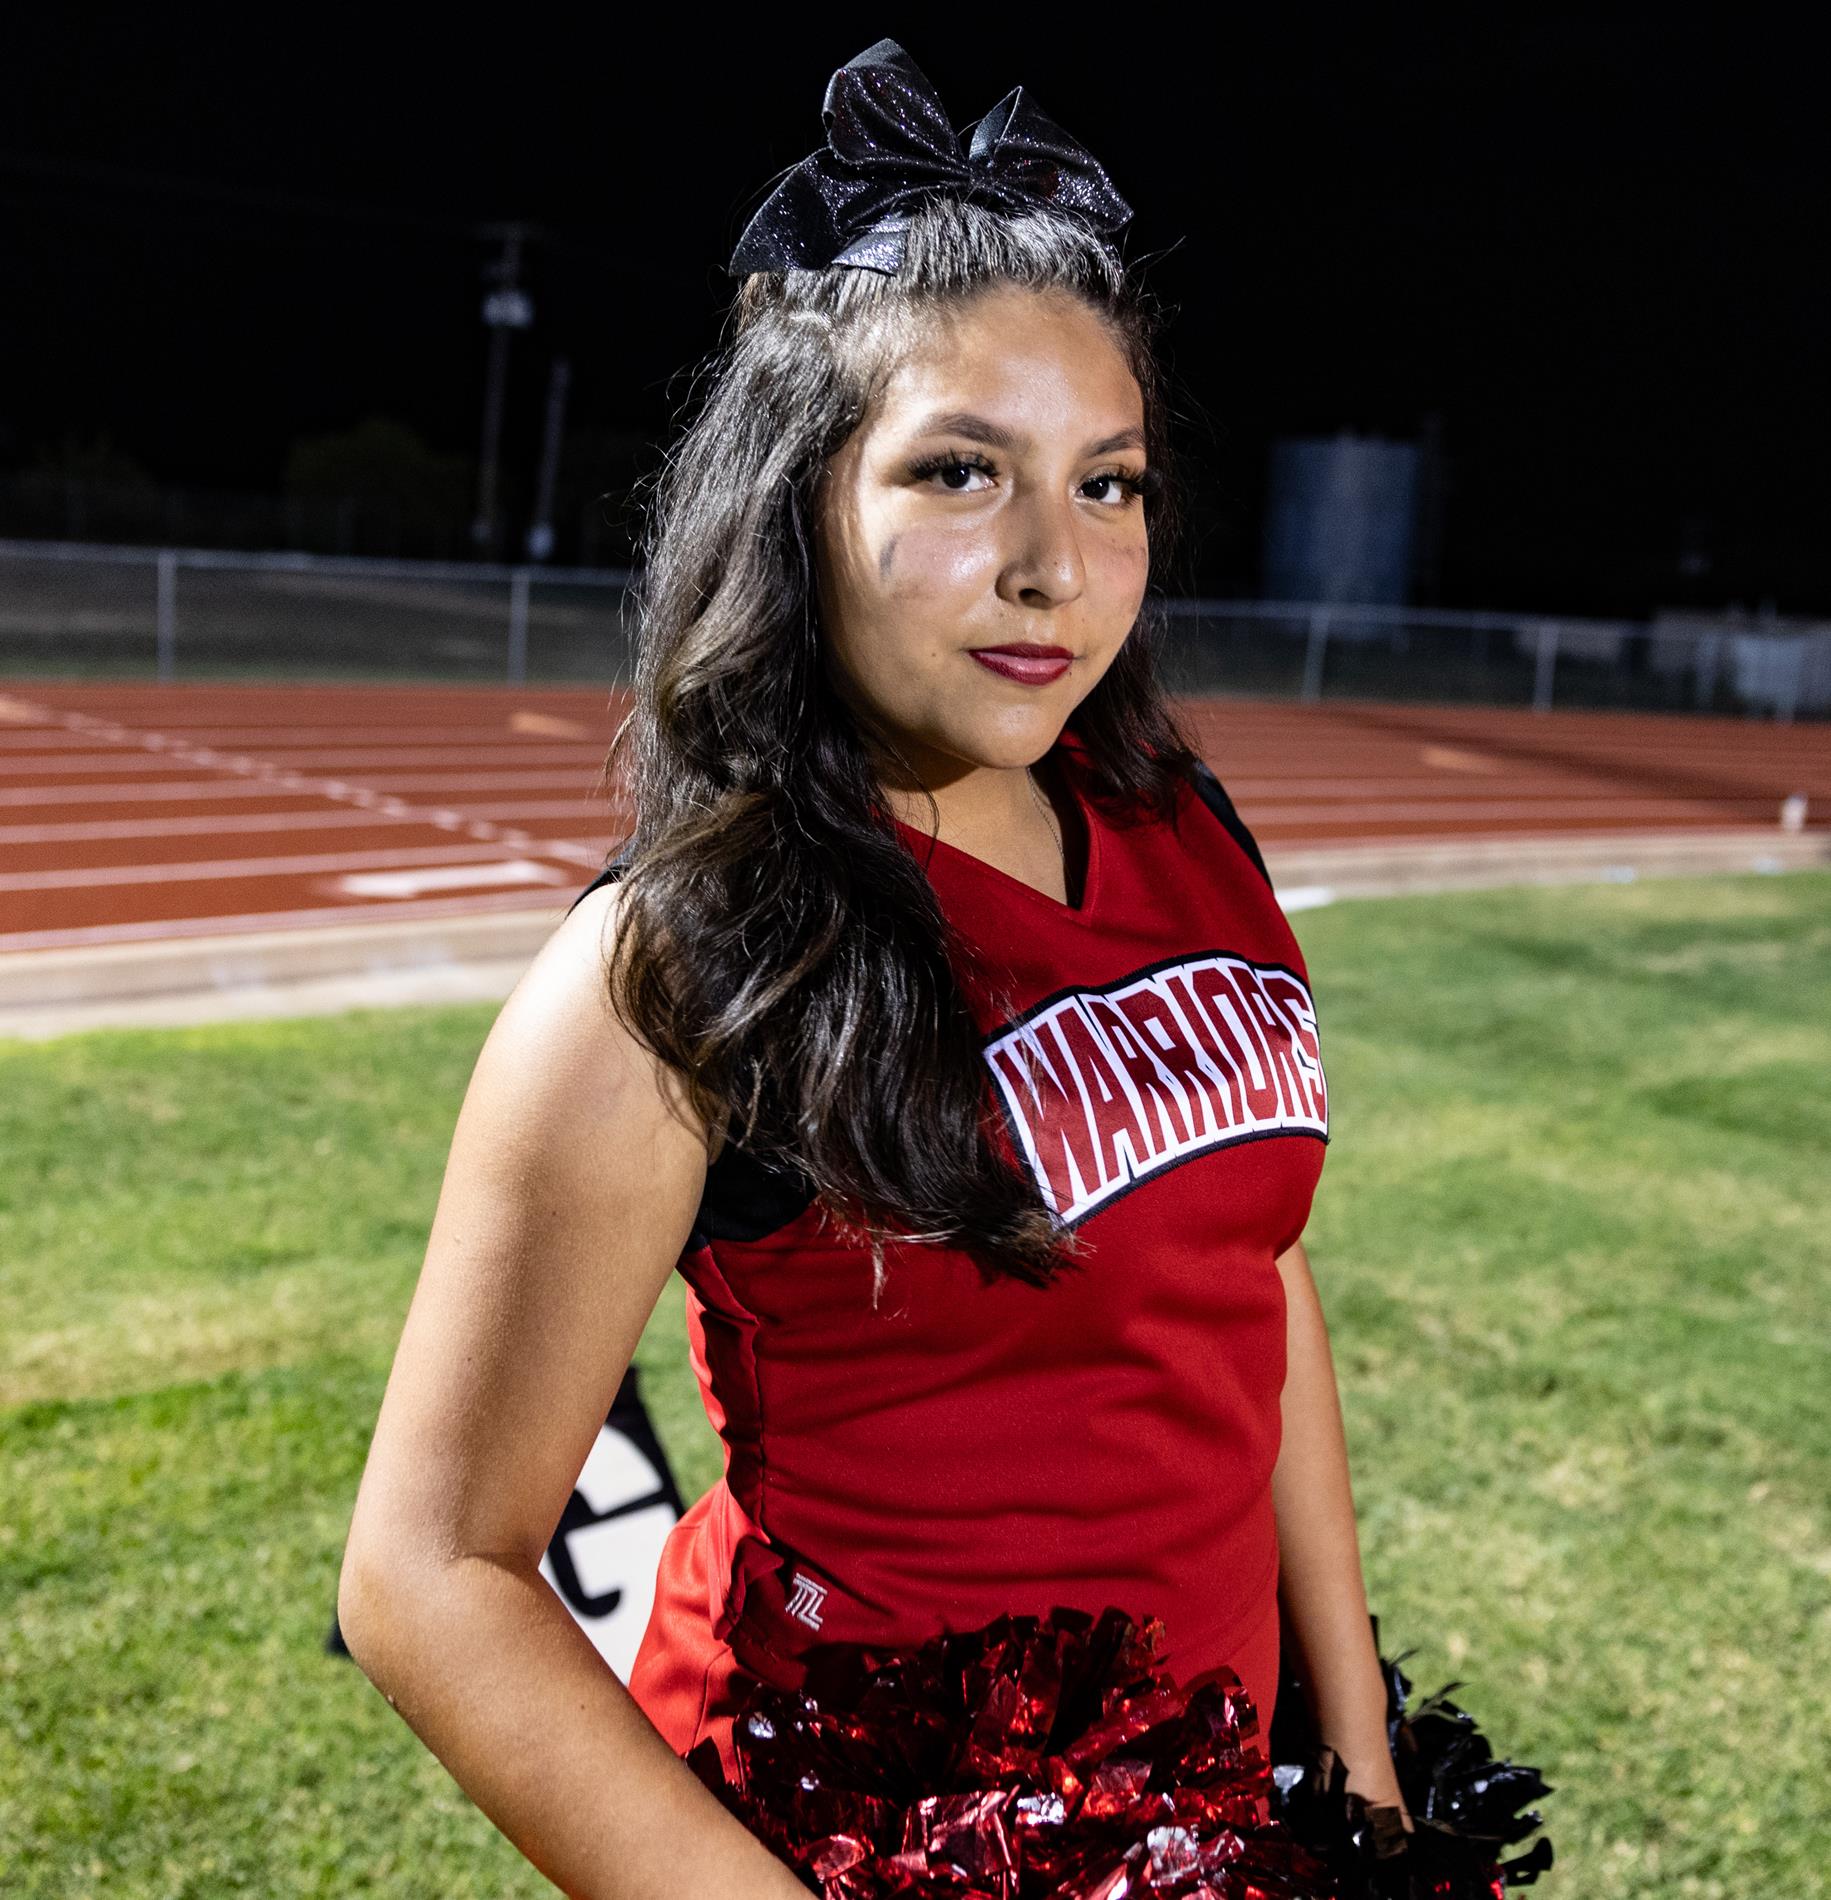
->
<box><xmin>1081</xmin><ymin>467</ymin><xmax>1155</xmax><ymax>507</ymax></box>
<box><xmin>909</xmin><ymin>449</ymin><xmax>996</xmax><ymax>493</ymax></box>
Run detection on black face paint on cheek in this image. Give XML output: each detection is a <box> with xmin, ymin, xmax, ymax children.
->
<box><xmin>877</xmin><ymin>533</ymin><xmax>899</xmax><ymax>585</ymax></box>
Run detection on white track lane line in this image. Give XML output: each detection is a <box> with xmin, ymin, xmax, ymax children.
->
<box><xmin>1</xmin><ymin>843</ymin><xmax>597</xmax><ymax>894</ymax></box>
<box><xmin>0</xmin><ymin>695</ymin><xmax>613</xmax><ymax>898</ymax></box>
<box><xmin>0</xmin><ymin>743</ymin><xmax>604</xmax><ymax>772</ymax></box>
<box><xmin>0</xmin><ymin>886</ymin><xmax>588</xmax><ymax>953</ymax></box>
<box><xmin>0</xmin><ymin>773</ymin><xmax>626</xmax><ymax>805</ymax></box>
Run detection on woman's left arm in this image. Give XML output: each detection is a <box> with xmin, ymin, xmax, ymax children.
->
<box><xmin>1270</xmin><ymin>1237</ymin><xmax>1412</xmax><ymax>1821</ymax></box>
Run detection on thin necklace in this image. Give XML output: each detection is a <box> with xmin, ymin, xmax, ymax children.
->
<box><xmin>1028</xmin><ymin>756</ymin><xmax>1068</xmax><ymax>879</ymax></box>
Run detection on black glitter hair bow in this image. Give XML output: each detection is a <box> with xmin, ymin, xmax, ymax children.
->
<box><xmin>727</xmin><ymin>37</ymin><xmax>1134</xmax><ymax>278</ymax></box>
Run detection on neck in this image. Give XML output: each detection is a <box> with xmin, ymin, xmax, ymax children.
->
<box><xmin>877</xmin><ymin>746</ymin><xmax>1064</xmax><ymax>843</ymax></box>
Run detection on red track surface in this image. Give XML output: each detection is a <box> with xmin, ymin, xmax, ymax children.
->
<box><xmin>1</xmin><ymin>681</ymin><xmax>1825</xmax><ymax>952</ymax></box>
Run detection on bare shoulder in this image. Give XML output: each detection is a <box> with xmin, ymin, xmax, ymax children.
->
<box><xmin>471</xmin><ymin>876</ymin><xmax>715</xmax><ymax>1174</ymax></box>
<box><xmin>425</xmin><ymin>876</ymin><xmax>723</xmax><ymax>1358</ymax></box>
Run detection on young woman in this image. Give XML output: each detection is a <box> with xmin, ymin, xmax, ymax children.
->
<box><xmin>338</xmin><ymin>40</ymin><xmax>1411</xmax><ymax>1897</ymax></box>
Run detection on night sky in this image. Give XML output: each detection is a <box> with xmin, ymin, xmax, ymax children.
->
<box><xmin>4</xmin><ymin>9</ymin><xmax>1823</xmax><ymax>614</ymax></box>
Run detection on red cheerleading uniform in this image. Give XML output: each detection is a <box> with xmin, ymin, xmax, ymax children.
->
<box><xmin>568</xmin><ymin>732</ymin><xmax>1330</xmax><ymax>1783</ymax></box>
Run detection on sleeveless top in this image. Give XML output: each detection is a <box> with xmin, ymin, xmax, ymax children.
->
<box><xmin>565</xmin><ymin>733</ymin><xmax>1330</xmax><ymax>1776</ymax></box>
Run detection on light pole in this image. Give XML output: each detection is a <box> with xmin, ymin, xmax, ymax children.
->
<box><xmin>525</xmin><ymin>354</ymin><xmax>571</xmax><ymax>563</ymax></box>
<box><xmin>471</xmin><ymin>223</ymin><xmax>534</xmax><ymax>560</ymax></box>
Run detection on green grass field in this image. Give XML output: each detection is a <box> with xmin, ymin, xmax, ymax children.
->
<box><xmin>3</xmin><ymin>871</ymin><xmax>1827</xmax><ymax>1898</ymax></box>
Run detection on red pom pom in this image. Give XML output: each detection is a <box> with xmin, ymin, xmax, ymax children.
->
<box><xmin>693</xmin><ymin>1604</ymin><xmax>1333</xmax><ymax>1896</ymax></box>
<box><xmin>690</xmin><ymin>1606</ymin><xmax>1556</xmax><ymax>1899</ymax></box>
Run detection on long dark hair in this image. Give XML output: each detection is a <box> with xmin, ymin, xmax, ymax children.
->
<box><xmin>593</xmin><ymin>193</ymin><xmax>1204</xmax><ymax>1296</ymax></box>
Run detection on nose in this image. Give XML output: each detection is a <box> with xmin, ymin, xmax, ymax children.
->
<box><xmin>996</xmin><ymin>487</ymin><xmax>1086</xmax><ymax>608</ymax></box>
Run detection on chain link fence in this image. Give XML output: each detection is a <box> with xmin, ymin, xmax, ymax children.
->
<box><xmin>3</xmin><ymin>539</ymin><xmax>1826</xmax><ymax>720</ymax></box>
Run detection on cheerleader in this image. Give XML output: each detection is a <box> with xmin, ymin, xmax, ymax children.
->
<box><xmin>339</xmin><ymin>39</ymin><xmax>1425</xmax><ymax>1896</ymax></box>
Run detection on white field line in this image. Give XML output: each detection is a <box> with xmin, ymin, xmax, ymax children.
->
<box><xmin>0</xmin><ymin>884</ymin><xmax>592</xmax><ymax>953</ymax></box>
<box><xmin>1242</xmin><ymin>795</ymin><xmax>1808</xmax><ymax>823</ymax></box>
<box><xmin>0</xmin><ymin>708</ymin><xmax>598</xmax><ymax>745</ymax></box>
<box><xmin>0</xmin><ymin>695</ymin><xmax>615</xmax><ymax>898</ymax></box>
<box><xmin>0</xmin><ymin>725</ymin><xmax>576</xmax><ymax>747</ymax></box>
<box><xmin>0</xmin><ymin>792</ymin><xmax>1794</xmax><ymax>850</ymax></box>
<box><xmin>2</xmin><ymin>810</ymin><xmax>440</xmax><ymax>845</ymax></box>
<box><xmin>0</xmin><ymin>786</ymin><xmax>1804</xmax><ymax>851</ymax></box>
<box><xmin>1225</xmin><ymin>777</ymin><xmax>1831</xmax><ymax>801</ymax></box>
<box><xmin>338</xmin><ymin>862</ymin><xmax>573</xmax><ymax>898</ymax></box>
<box><xmin>1</xmin><ymin>841</ymin><xmax>603</xmax><ymax>894</ymax></box>
<box><xmin>0</xmin><ymin>773</ymin><xmax>624</xmax><ymax>806</ymax></box>
<box><xmin>0</xmin><ymin>743</ymin><xmax>604</xmax><ymax>773</ymax></box>
<box><xmin>0</xmin><ymin>805</ymin><xmax>612</xmax><ymax>844</ymax></box>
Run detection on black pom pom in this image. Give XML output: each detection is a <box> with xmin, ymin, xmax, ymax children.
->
<box><xmin>1267</xmin><ymin>1613</ymin><xmax>1556</xmax><ymax>1897</ymax></box>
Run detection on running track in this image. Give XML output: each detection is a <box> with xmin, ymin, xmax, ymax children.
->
<box><xmin>1</xmin><ymin>681</ymin><xmax>1825</xmax><ymax>953</ymax></box>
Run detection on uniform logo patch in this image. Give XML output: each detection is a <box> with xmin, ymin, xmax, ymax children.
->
<box><xmin>783</xmin><ymin>1570</ymin><xmax>828</xmax><ymax>1629</ymax></box>
<box><xmin>985</xmin><ymin>950</ymin><xmax>1328</xmax><ymax>1225</ymax></box>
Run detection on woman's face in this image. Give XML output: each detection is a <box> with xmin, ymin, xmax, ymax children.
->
<box><xmin>814</xmin><ymin>283</ymin><xmax>1151</xmax><ymax>790</ymax></box>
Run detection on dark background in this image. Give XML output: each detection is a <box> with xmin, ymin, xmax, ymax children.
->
<box><xmin>2</xmin><ymin>8</ymin><xmax>1821</xmax><ymax>612</ymax></box>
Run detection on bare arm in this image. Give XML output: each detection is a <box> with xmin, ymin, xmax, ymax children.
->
<box><xmin>337</xmin><ymin>882</ymin><xmax>808</xmax><ymax>1899</ymax></box>
<box><xmin>1270</xmin><ymin>1238</ymin><xmax>1411</xmax><ymax>1820</ymax></box>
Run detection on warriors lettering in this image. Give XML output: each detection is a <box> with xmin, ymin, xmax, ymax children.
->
<box><xmin>984</xmin><ymin>950</ymin><xmax>1328</xmax><ymax>1225</ymax></box>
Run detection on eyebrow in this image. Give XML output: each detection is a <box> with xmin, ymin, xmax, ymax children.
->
<box><xmin>908</xmin><ymin>409</ymin><xmax>1147</xmax><ymax>458</ymax></box>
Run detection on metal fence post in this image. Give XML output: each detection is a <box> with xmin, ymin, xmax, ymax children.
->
<box><xmin>1532</xmin><ymin>620</ymin><xmax>1558</xmax><ymax>712</ymax></box>
<box><xmin>1694</xmin><ymin>629</ymin><xmax>1722</xmax><ymax>710</ymax></box>
<box><xmin>1778</xmin><ymin>637</ymin><xmax>1802</xmax><ymax>724</ymax></box>
<box><xmin>156</xmin><ymin>549</ymin><xmax>178</xmax><ymax>683</ymax></box>
<box><xmin>1301</xmin><ymin>608</ymin><xmax>1329</xmax><ymax>703</ymax></box>
<box><xmin>507</xmin><ymin>566</ymin><xmax>530</xmax><ymax>684</ymax></box>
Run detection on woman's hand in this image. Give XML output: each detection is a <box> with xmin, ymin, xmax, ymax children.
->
<box><xmin>1323</xmin><ymin>1740</ymin><xmax>1415</xmax><ymax>1833</ymax></box>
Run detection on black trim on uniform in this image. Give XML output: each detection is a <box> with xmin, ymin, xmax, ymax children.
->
<box><xmin>1185</xmin><ymin>757</ymin><xmax>1275</xmax><ymax>895</ymax></box>
<box><xmin>695</xmin><ymin>1132</ymin><xmax>819</xmax><ymax>1244</ymax></box>
<box><xmin>566</xmin><ymin>838</ymin><xmax>638</xmax><ymax>915</ymax></box>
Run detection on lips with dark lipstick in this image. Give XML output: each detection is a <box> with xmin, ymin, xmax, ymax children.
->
<box><xmin>968</xmin><ymin>642</ymin><xmax>1073</xmax><ymax>684</ymax></box>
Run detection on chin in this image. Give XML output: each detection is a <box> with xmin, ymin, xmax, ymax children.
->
<box><xmin>956</xmin><ymin>721</ymin><xmax>1071</xmax><ymax>769</ymax></box>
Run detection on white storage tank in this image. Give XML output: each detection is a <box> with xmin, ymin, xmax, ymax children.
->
<box><xmin>1262</xmin><ymin>430</ymin><xmax>1421</xmax><ymax>606</ymax></box>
